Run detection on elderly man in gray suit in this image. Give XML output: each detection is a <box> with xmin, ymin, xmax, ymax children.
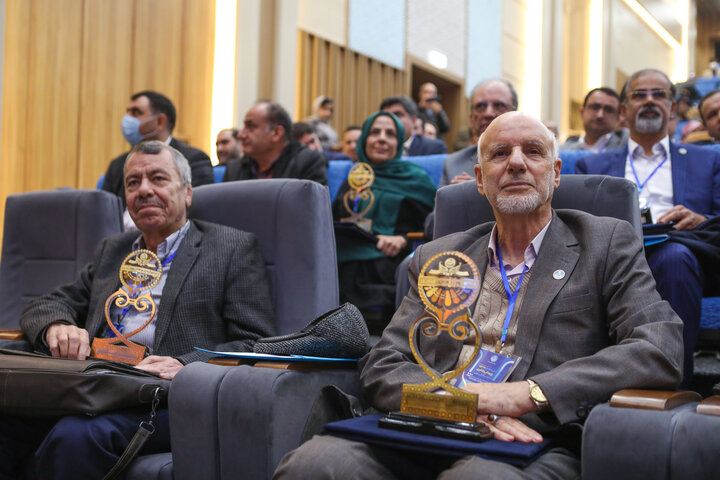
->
<box><xmin>274</xmin><ymin>113</ymin><xmax>683</xmax><ymax>479</ymax></box>
<box><xmin>1</xmin><ymin>141</ymin><xmax>275</xmax><ymax>480</ymax></box>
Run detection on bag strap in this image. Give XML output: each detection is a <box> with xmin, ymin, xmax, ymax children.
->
<box><xmin>102</xmin><ymin>386</ymin><xmax>163</xmax><ymax>480</ymax></box>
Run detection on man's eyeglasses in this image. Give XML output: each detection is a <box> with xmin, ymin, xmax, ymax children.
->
<box><xmin>628</xmin><ymin>89</ymin><xmax>672</xmax><ymax>102</ymax></box>
<box><xmin>585</xmin><ymin>103</ymin><xmax>618</xmax><ymax>115</ymax></box>
<box><xmin>472</xmin><ymin>101</ymin><xmax>513</xmax><ymax>114</ymax></box>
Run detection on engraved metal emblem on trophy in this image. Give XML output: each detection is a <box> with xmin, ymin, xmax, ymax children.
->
<box><xmin>398</xmin><ymin>251</ymin><xmax>482</xmax><ymax>424</ymax></box>
<box><xmin>341</xmin><ymin>163</ymin><xmax>375</xmax><ymax>232</ymax></box>
<box><xmin>90</xmin><ymin>250</ymin><xmax>162</xmax><ymax>365</ymax></box>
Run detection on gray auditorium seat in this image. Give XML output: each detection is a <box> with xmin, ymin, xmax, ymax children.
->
<box><xmin>395</xmin><ymin>174</ymin><xmax>642</xmax><ymax>307</ymax></box>
<box><xmin>0</xmin><ymin>189</ymin><xmax>123</xmax><ymax>330</ymax></box>
<box><xmin>130</xmin><ymin>179</ymin><xmax>357</xmax><ymax>480</ymax></box>
<box><xmin>582</xmin><ymin>401</ymin><xmax>720</xmax><ymax>479</ymax></box>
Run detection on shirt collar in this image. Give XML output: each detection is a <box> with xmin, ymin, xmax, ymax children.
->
<box><xmin>403</xmin><ymin>135</ymin><xmax>414</xmax><ymax>155</ymax></box>
<box><xmin>133</xmin><ymin>220</ymin><xmax>191</xmax><ymax>259</ymax></box>
<box><xmin>487</xmin><ymin>218</ymin><xmax>552</xmax><ymax>276</ymax></box>
<box><xmin>628</xmin><ymin>135</ymin><xmax>670</xmax><ymax>159</ymax></box>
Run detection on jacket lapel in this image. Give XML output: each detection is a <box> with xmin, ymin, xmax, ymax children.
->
<box><xmin>669</xmin><ymin>142</ymin><xmax>687</xmax><ymax>206</ymax></box>
<box><xmin>510</xmin><ymin>213</ymin><xmax>580</xmax><ymax>381</ymax></box>
<box><xmin>610</xmin><ymin>148</ymin><xmax>627</xmax><ymax>178</ymax></box>
<box><xmin>152</xmin><ymin>222</ymin><xmax>202</xmax><ymax>350</ymax></box>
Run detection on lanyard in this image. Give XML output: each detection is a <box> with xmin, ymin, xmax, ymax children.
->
<box><xmin>494</xmin><ymin>241</ymin><xmax>528</xmax><ymax>353</ymax></box>
<box><xmin>628</xmin><ymin>148</ymin><xmax>667</xmax><ymax>194</ymax></box>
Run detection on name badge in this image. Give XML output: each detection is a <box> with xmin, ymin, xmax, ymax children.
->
<box><xmin>453</xmin><ymin>348</ymin><xmax>519</xmax><ymax>388</ymax></box>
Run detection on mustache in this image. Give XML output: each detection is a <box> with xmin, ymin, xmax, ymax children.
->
<box><xmin>134</xmin><ymin>197</ymin><xmax>164</xmax><ymax>211</ymax></box>
<box><xmin>638</xmin><ymin>105</ymin><xmax>662</xmax><ymax>116</ymax></box>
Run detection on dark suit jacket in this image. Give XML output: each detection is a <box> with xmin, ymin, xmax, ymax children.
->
<box><xmin>440</xmin><ymin>145</ymin><xmax>476</xmax><ymax>187</ymax></box>
<box><xmin>360</xmin><ymin>210</ymin><xmax>683</xmax><ymax>425</ymax></box>
<box><xmin>102</xmin><ymin>138</ymin><xmax>214</xmax><ymax>207</ymax></box>
<box><xmin>223</xmin><ymin>141</ymin><xmax>328</xmax><ymax>185</ymax></box>
<box><xmin>20</xmin><ymin>220</ymin><xmax>276</xmax><ymax>364</ymax></box>
<box><xmin>574</xmin><ymin>142</ymin><xmax>720</xmax><ymax>217</ymax></box>
<box><xmin>406</xmin><ymin>134</ymin><xmax>447</xmax><ymax>156</ymax></box>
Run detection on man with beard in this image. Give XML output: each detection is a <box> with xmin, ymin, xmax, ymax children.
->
<box><xmin>274</xmin><ymin>113</ymin><xmax>683</xmax><ymax>480</ymax></box>
<box><xmin>561</xmin><ymin>87</ymin><xmax>628</xmax><ymax>152</ymax></box>
<box><xmin>576</xmin><ymin>68</ymin><xmax>720</xmax><ymax>386</ymax></box>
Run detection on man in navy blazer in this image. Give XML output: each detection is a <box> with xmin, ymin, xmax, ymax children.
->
<box><xmin>379</xmin><ymin>95</ymin><xmax>447</xmax><ymax>156</ymax></box>
<box><xmin>576</xmin><ymin>68</ymin><xmax>720</xmax><ymax>385</ymax></box>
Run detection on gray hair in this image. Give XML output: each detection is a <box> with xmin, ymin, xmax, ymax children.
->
<box><xmin>469</xmin><ymin>79</ymin><xmax>519</xmax><ymax>110</ymax></box>
<box><xmin>125</xmin><ymin>140</ymin><xmax>192</xmax><ymax>186</ymax></box>
<box><xmin>476</xmin><ymin>112</ymin><xmax>558</xmax><ymax>164</ymax></box>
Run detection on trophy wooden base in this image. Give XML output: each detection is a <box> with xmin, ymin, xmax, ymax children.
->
<box><xmin>90</xmin><ymin>338</ymin><xmax>148</xmax><ymax>365</ymax></box>
<box><xmin>401</xmin><ymin>384</ymin><xmax>478</xmax><ymax>424</ymax></box>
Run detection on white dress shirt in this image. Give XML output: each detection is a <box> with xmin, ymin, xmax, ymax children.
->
<box><xmin>625</xmin><ymin>136</ymin><xmax>674</xmax><ymax>221</ymax></box>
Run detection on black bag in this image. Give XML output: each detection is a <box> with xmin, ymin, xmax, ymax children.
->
<box><xmin>0</xmin><ymin>348</ymin><xmax>170</xmax><ymax>417</ymax></box>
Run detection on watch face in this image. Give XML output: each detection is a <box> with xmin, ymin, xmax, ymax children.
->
<box><xmin>531</xmin><ymin>385</ymin><xmax>547</xmax><ymax>403</ymax></box>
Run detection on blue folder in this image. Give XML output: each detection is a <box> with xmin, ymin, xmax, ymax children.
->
<box><xmin>324</xmin><ymin>414</ymin><xmax>551</xmax><ymax>467</ymax></box>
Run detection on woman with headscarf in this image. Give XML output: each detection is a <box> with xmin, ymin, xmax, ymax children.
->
<box><xmin>333</xmin><ymin>111</ymin><xmax>436</xmax><ymax>328</ymax></box>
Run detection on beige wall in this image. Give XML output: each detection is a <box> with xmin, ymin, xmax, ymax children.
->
<box><xmin>297</xmin><ymin>0</ymin><xmax>347</xmax><ymax>46</ymax></box>
<box><xmin>605</xmin><ymin>0</ymin><xmax>675</xmax><ymax>87</ymax></box>
<box><xmin>407</xmin><ymin>0</ymin><xmax>466</xmax><ymax>79</ymax></box>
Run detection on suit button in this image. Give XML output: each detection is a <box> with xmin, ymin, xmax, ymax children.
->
<box><xmin>576</xmin><ymin>406</ymin><xmax>587</xmax><ymax>418</ymax></box>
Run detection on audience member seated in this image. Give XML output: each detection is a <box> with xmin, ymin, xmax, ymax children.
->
<box><xmin>0</xmin><ymin>141</ymin><xmax>275</xmax><ymax>479</ymax></box>
<box><xmin>292</xmin><ymin>121</ymin><xmax>324</xmax><ymax>152</ymax></box>
<box><xmin>440</xmin><ymin>78</ymin><xmax>518</xmax><ymax>187</ymax></box>
<box><xmin>333</xmin><ymin>111</ymin><xmax>435</xmax><ymax>327</ymax></box>
<box><xmin>224</xmin><ymin>101</ymin><xmax>327</xmax><ymax>185</ymax></box>
<box><xmin>417</xmin><ymin>82</ymin><xmax>450</xmax><ymax>137</ymax></box>
<box><xmin>274</xmin><ymin>113</ymin><xmax>683</xmax><ymax>480</ymax></box>
<box><xmin>306</xmin><ymin>95</ymin><xmax>338</xmax><ymax>151</ymax></box>
<box><xmin>379</xmin><ymin>95</ymin><xmax>447</xmax><ymax>157</ymax></box>
<box><xmin>575</xmin><ymin>68</ymin><xmax>720</xmax><ymax>386</ymax></box>
<box><xmin>561</xmin><ymin>87</ymin><xmax>628</xmax><ymax>153</ymax></box>
<box><xmin>341</xmin><ymin>125</ymin><xmax>362</xmax><ymax>162</ymax></box>
<box><xmin>216</xmin><ymin>127</ymin><xmax>242</xmax><ymax>165</ymax></box>
<box><xmin>102</xmin><ymin>90</ymin><xmax>214</xmax><ymax>230</ymax></box>
<box><xmin>698</xmin><ymin>89</ymin><xmax>720</xmax><ymax>145</ymax></box>
<box><xmin>423</xmin><ymin>121</ymin><xmax>438</xmax><ymax>139</ymax></box>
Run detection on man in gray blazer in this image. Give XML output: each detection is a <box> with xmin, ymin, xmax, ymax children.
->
<box><xmin>2</xmin><ymin>141</ymin><xmax>275</xmax><ymax>480</ymax></box>
<box><xmin>274</xmin><ymin>113</ymin><xmax>683</xmax><ymax>479</ymax></box>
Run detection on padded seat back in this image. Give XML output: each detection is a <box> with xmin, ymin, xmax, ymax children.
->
<box><xmin>188</xmin><ymin>179</ymin><xmax>339</xmax><ymax>334</ymax></box>
<box><xmin>434</xmin><ymin>174</ymin><xmax>642</xmax><ymax>239</ymax></box>
<box><xmin>0</xmin><ymin>189</ymin><xmax>123</xmax><ymax>328</ymax></box>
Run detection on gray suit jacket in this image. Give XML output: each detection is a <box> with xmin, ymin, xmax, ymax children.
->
<box><xmin>360</xmin><ymin>210</ymin><xmax>683</xmax><ymax>425</ymax></box>
<box><xmin>20</xmin><ymin>220</ymin><xmax>276</xmax><ymax>364</ymax></box>
<box><xmin>440</xmin><ymin>145</ymin><xmax>477</xmax><ymax>187</ymax></box>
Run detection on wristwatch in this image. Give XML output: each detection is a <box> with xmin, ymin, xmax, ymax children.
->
<box><xmin>527</xmin><ymin>379</ymin><xmax>549</xmax><ymax>410</ymax></box>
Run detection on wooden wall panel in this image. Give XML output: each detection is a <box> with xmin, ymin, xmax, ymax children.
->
<box><xmin>0</xmin><ymin>0</ymin><xmax>217</xmax><ymax>247</ymax></box>
<box><xmin>179</xmin><ymin>0</ymin><xmax>216</xmax><ymax>151</ymax></box>
<box><xmin>0</xmin><ymin>0</ymin><xmax>31</xmax><ymax>204</ymax></box>
<box><xmin>296</xmin><ymin>30</ymin><xmax>407</xmax><ymax>141</ymax></box>
<box><xmin>77</xmin><ymin>0</ymin><xmax>134</xmax><ymax>190</ymax></box>
<box><xmin>26</xmin><ymin>0</ymin><xmax>83</xmax><ymax>191</ymax></box>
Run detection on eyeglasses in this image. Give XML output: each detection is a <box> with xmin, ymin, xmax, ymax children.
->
<box><xmin>586</xmin><ymin>103</ymin><xmax>618</xmax><ymax>115</ymax></box>
<box><xmin>472</xmin><ymin>100</ymin><xmax>513</xmax><ymax>114</ymax></box>
<box><xmin>628</xmin><ymin>89</ymin><xmax>672</xmax><ymax>102</ymax></box>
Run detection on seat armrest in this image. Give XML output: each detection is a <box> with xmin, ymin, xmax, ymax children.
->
<box><xmin>170</xmin><ymin>362</ymin><xmax>360</xmax><ymax>480</ymax></box>
<box><xmin>696</xmin><ymin>395</ymin><xmax>720</xmax><ymax>416</ymax></box>
<box><xmin>610</xmin><ymin>389</ymin><xmax>702</xmax><ymax>410</ymax></box>
<box><xmin>0</xmin><ymin>329</ymin><xmax>24</xmax><ymax>340</ymax></box>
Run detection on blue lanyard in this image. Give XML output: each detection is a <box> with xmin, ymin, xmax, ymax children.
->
<box><xmin>628</xmin><ymin>148</ymin><xmax>668</xmax><ymax>194</ymax></box>
<box><xmin>495</xmin><ymin>241</ymin><xmax>528</xmax><ymax>353</ymax></box>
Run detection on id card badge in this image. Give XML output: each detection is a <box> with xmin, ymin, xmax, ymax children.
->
<box><xmin>452</xmin><ymin>348</ymin><xmax>520</xmax><ymax>389</ymax></box>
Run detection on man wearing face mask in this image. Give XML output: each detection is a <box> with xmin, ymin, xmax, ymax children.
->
<box><xmin>102</xmin><ymin>91</ymin><xmax>214</xmax><ymax>229</ymax></box>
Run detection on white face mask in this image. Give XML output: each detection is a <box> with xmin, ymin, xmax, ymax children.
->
<box><xmin>121</xmin><ymin>114</ymin><xmax>158</xmax><ymax>145</ymax></box>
